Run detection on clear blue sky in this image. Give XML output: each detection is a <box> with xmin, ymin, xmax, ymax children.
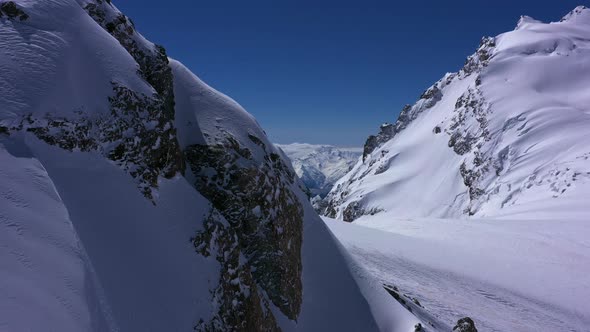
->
<box><xmin>116</xmin><ymin>0</ymin><xmax>583</xmax><ymax>147</ymax></box>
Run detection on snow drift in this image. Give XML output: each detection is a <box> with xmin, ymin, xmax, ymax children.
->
<box><xmin>0</xmin><ymin>0</ymin><xmax>385</xmax><ymax>330</ymax></box>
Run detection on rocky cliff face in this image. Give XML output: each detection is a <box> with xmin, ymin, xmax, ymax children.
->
<box><xmin>325</xmin><ymin>7</ymin><xmax>590</xmax><ymax>222</ymax></box>
<box><xmin>83</xmin><ymin>1</ymin><xmax>304</xmax><ymax>327</ymax></box>
<box><xmin>185</xmin><ymin>136</ymin><xmax>303</xmax><ymax>323</ymax></box>
<box><xmin>1</xmin><ymin>0</ymin><xmax>183</xmax><ymax>201</ymax></box>
<box><xmin>0</xmin><ymin>0</ymin><xmax>307</xmax><ymax>329</ymax></box>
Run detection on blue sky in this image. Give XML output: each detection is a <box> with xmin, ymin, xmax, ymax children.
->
<box><xmin>117</xmin><ymin>0</ymin><xmax>583</xmax><ymax>146</ymax></box>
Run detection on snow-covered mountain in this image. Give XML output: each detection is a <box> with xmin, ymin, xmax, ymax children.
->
<box><xmin>321</xmin><ymin>6</ymin><xmax>590</xmax><ymax>332</ymax></box>
<box><xmin>0</xmin><ymin>1</ymin><xmax>423</xmax><ymax>331</ymax></box>
<box><xmin>325</xmin><ymin>6</ymin><xmax>590</xmax><ymax>222</ymax></box>
<box><xmin>276</xmin><ymin>143</ymin><xmax>361</xmax><ymax>197</ymax></box>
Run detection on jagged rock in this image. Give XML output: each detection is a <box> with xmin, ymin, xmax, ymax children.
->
<box><xmin>363</xmin><ymin>135</ymin><xmax>378</xmax><ymax>162</ymax></box>
<box><xmin>311</xmin><ymin>195</ymin><xmax>328</xmax><ymax>214</ymax></box>
<box><xmin>0</xmin><ymin>0</ymin><xmax>384</xmax><ymax>330</ymax></box>
<box><xmin>414</xmin><ymin>323</ymin><xmax>423</xmax><ymax>331</ymax></box>
<box><xmin>343</xmin><ymin>201</ymin><xmax>363</xmax><ymax>222</ymax></box>
<box><xmin>461</xmin><ymin>37</ymin><xmax>496</xmax><ymax>76</ymax></box>
<box><xmin>453</xmin><ymin>317</ymin><xmax>478</xmax><ymax>332</ymax></box>
<box><xmin>19</xmin><ymin>81</ymin><xmax>183</xmax><ymax>201</ymax></box>
<box><xmin>192</xmin><ymin>211</ymin><xmax>279</xmax><ymax>332</ymax></box>
<box><xmin>383</xmin><ymin>284</ymin><xmax>404</xmax><ymax>304</ymax></box>
<box><xmin>412</xmin><ymin>297</ymin><xmax>422</xmax><ymax>307</ymax></box>
<box><xmin>363</xmin><ymin>122</ymin><xmax>395</xmax><ymax>162</ymax></box>
<box><xmin>0</xmin><ymin>1</ymin><xmax>29</xmax><ymax>21</ymax></box>
<box><xmin>85</xmin><ymin>0</ymin><xmax>176</xmax><ymax>123</ymax></box>
<box><xmin>362</xmin><ymin>85</ymin><xmax>444</xmax><ymax>163</ymax></box>
<box><xmin>323</xmin><ymin>6</ymin><xmax>590</xmax><ymax>226</ymax></box>
<box><xmin>185</xmin><ymin>136</ymin><xmax>303</xmax><ymax>320</ymax></box>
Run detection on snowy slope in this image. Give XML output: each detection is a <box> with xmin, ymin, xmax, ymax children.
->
<box><xmin>276</xmin><ymin>143</ymin><xmax>361</xmax><ymax>197</ymax></box>
<box><xmin>170</xmin><ymin>59</ymin><xmax>384</xmax><ymax>331</ymax></box>
<box><xmin>324</xmin><ymin>216</ymin><xmax>590</xmax><ymax>332</ymax></box>
<box><xmin>0</xmin><ymin>135</ymin><xmax>114</xmax><ymax>331</ymax></box>
<box><xmin>326</xmin><ymin>6</ymin><xmax>590</xmax><ymax>221</ymax></box>
<box><xmin>321</xmin><ymin>6</ymin><xmax>590</xmax><ymax>332</ymax></box>
<box><xmin>0</xmin><ymin>1</ymin><xmax>386</xmax><ymax>331</ymax></box>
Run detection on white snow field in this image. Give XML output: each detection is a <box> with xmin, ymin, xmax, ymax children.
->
<box><xmin>276</xmin><ymin>143</ymin><xmax>362</xmax><ymax>197</ymax></box>
<box><xmin>321</xmin><ymin>6</ymin><xmax>590</xmax><ymax>332</ymax></box>
<box><xmin>324</xmin><ymin>216</ymin><xmax>590</xmax><ymax>332</ymax></box>
<box><xmin>0</xmin><ymin>0</ymin><xmax>399</xmax><ymax>331</ymax></box>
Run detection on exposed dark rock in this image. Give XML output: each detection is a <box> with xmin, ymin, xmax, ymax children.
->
<box><xmin>448</xmin><ymin>132</ymin><xmax>475</xmax><ymax>155</ymax></box>
<box><xmin>362</xmin><ymin>135</ymin><xmax>379</xmax><ymax>163</ymax></box>
<box><xmin>412</xmin><ymin>297</ymin><xmax>422</xmax><ymax>307</ymax></box>
<box><xmin>311</xmin><ymin>195</ymin><xmax>328</xmax><ymax>215</ymax></box>
<box><xmin>0</xmin><ymin>1</ymin><xmax>29</xmax><ymax>21</ymax></box>
<box><xmin>342</xmin><ymin>201</ymin><xmax>383</xmax><ymax>222</ymax></box>
<box><xmin>444</xmin><ymin>86</ymin><xmax>496</xmax><ymax>214</ymax></box>
<box><xmin>324</xmin><ymin>204</ymin><xmax>337</xmax><ymax>218</ymax></box>
<box><xmin>362</xmin><ymin>85</ymin><xmax>443</xmax><ymax>162</ymax></box>
<box><xmin>461</xmin><ymin>37</ymin><xmax>496</xmax><ymax>76</ymax></box>
<box><xmin>185</xmin><ymin>137</ymin><xmax>303</xmax><ymax>321</ymax></box>
<box><xmin>192</xmin><ymin>211</ymin><xmax>280</xmax><ymax>332</ymax></box>
<box><xmin>21</xmin><ymin>82</ymin><xmax>183</xmax><ymax>200</ymax></box>
<box><xmin>84</xmin><ymin>0</ymin><xmax>176</xmax><ymax>126</ymax></box>
<box><xmin>460</xmin><ymin>162</ymin><xmax>485</xmax><ymax>202</ymax></box>
<box><xmin>475</xmin><ymin>76</ymin><xmax>482</xmax><ymax>86</ymax></box>
<box><xmin>362</xmin><ymin>122</ymin><xmax>395</xmax><ymax>162</ymax></box>
<box><xmin>414</xmin><ymin>323</ymin><xmax>423</xmax><ymax>331</ymax></box>
<box><xmin>383</xmin><ymin>284</ymin><xmax>404</xmax><ymax>304</ymax></box>
<box><xmin>343</xmin><ymin>201</ymin><xmax>363</xmax><ymax>222</ymax></box>
<box><xmin>247</xmin><ymin>133</ymin><xmax>266</xmax><ymax>149</ymax></box>
<box><xmin>433</xmin><ymin>126</ymin><xmax>441</xmax><ymax>134</ymax></box>
<box><xmin>453</xmin><ymin>317</ymin><xmax>478</xmax><ymax>332</ymax></box>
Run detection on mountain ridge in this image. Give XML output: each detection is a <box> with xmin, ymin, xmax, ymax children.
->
<box><xmin>0</xmin><ymin>1</ymin><xmax>405</xmax><ymax>330</ymax></box>
<box><xmin>276</xmin><ymin>143</ymin><xmax>362</xmax><ymax>199</ymax></box>
<box><xmin>325</xmin><ymin>6</ymin><xmax>590</xmax><ymax>222</ymax></box>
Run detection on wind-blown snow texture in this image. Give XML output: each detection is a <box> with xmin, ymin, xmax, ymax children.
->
<box><xmin>0</xmin><ymin>1</ymin><xmax>384</xmax><ymax>331</ymax></box>
<box><xmin>324</xmin><ymin>216</ymin><xmax>590</xmax><ymax>332</ymax></box>
<box><xmin>326</xmin><ymin>6</ymin><xmax>590</xmax><ymax>222</ymax></box>
<box><xmin>276</xmin><ymin>143</ymin><xmax>361</xmax><ymax>197</ymax></box>
<box><xmin>322</xmin><ymin>6</ymin><xmax>590</xmax><ymax>332</ymax></box>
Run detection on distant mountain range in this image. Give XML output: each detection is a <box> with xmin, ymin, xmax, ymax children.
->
<box><xmin>276</xmin><ymin>143</ymin><xmax>361</xmax><ymax>198</ymax></box>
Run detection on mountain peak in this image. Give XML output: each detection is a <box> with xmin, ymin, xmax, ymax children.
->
<box><xmin>560</xmin><ymin>5</ymin><xmax>590</xmax><ymax>23</ymax></box>
<box><xmin>515</xmin><ymin>15</ymin><xmax>541</xmax><ymax>29</ymax></box>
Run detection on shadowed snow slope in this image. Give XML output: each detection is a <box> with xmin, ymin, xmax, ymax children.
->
<box><xmin>0</xmin><ymin>0</ymin><xmax>386</xmax><ymax>331</ymax></box>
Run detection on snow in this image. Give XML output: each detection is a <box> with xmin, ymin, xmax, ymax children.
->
<box><xmin>6</xmin><ymin>0</ymin><xmax>589</xmax><ymax>330</ymax></box>
<box><xmin>327</xmin><ymin>6</ymin><xmax>590</xmax><ymax>220</ymax></box>
<box><xmin>0</xmin><ymin>0</ymin><xmax>152</xmax><ymax>126</ymax></box>
<box><xmin>280</xmin><ymin>205</ymin><xmax>382</xmax><ymax>332</ymax></box>
<box><xmin>324</xmin><ymin>216</ymin><xmax>590</xmax><ymax>331</ymax></box>
<box><xmin>0</xmin><ymin>134</ymin><xmax>113</xmax><ymax>332</ymax></box>
<box><xmin>172</xmin><ymin>56</ymin><xmax>382</xmax><ymax>331</ymax></box>
<box><xmin>0</xmin><ymin>0</ymin><xmax>383</xmax><ymax>330</ymax></box>
<box><xmin>171</xmin><ymin>59</ymin><xmax>270</xmax><ymax>162</ymax></box>
<box><xmin>18</xmin><ymin>134</ymin><xmax>219</xmax><ymax>331</ymax></box>
<box><xmin>277</xmin><ymin>143</ymin><xmax>361</xmax><ymax>197</ymax></box>
<box><xmin>323</xmin><ymin>7</ymin><xmax>590</xmax><ymax>332</ymax></box>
